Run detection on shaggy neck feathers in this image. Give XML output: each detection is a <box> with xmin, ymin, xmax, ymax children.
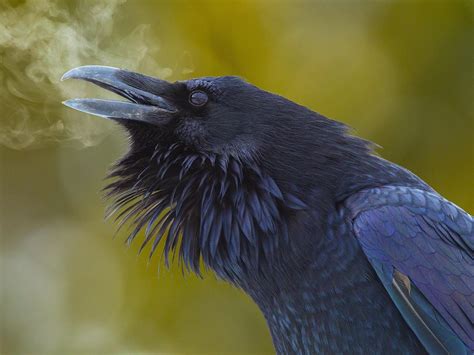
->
<box><xmin>105</xmin><ymin>142</ymin><xmax>306</xmax><ymax>281</ymax></box>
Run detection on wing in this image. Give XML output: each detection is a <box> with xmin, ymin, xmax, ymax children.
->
<box><xmin>345</xmin><ymin>186</ymin><xmax>473</xmax><ymax>354</ymax></box>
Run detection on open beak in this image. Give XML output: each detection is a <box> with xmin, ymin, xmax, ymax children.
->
<box><xmin>61</xmin><ymin>65</ymin><xmax>177</xmax><ymax>125</ymax></box>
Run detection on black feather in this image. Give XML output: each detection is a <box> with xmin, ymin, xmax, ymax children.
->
<box><xmin>105</xmin><ymin>143</ymin><xmax>299</xmax><ymax>276</ymax></box>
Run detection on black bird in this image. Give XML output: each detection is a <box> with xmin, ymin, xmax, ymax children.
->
<box><xmin>62</xmin><ymin>65</ymin><xmax>473</xmax><ymax>354</ymax></box>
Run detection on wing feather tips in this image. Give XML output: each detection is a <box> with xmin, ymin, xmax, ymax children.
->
<box><xmin>373</xmin><ymin>261</ymin><xmax>468</xmax><ymax>355</ymax></box>
<box><xmin>348</xmin><ymin>187</ymin><xmax>474</xmax><ymax>353</ymax></box>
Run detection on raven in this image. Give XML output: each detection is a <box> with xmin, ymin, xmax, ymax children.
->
<box><xmin>62</xmin><ymin>65</ymin><xmax>473</xmax><ymax>354</ymax></box>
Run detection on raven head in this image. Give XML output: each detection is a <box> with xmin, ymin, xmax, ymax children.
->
<box><xmin>62</xmin><ymin>65</ymin><xmax>308</xmax><ymax>158</ymax></box>
<box><xmin>62</xmin><ymin>66</ymin><xmax>363</xmax><ymax>281</ymax></box>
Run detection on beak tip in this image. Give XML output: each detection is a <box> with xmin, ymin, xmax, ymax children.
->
<box><xmin>61</xmin><ymin>65</ymin><xmax>122</xmax><ymax>82</ymax></box>
<box><xmin>62</xmin><ymin>99</ymin><xmax>83</xmax><ymax>112</ymax></box>
<box><xmin>61</xmin><ymin>68</ymin><xmax>78</xmax><ymax>82</ymax></box>
<box><xmin>61</xmin><ymin>68</ymin><xmax>80</xmax><ymax>82</ymax></box>
<box><xmin>62</xmin><ymin>99</ymin><xmax>73</xmax><ymax>107</ymax></box>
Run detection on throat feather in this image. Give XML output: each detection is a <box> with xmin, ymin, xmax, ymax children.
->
<box><xmin>105</xmin><ymin>143</ymin><xmax>305</xmax><ymax>279</ymax></box>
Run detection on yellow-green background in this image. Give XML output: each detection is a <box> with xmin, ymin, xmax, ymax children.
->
<box><xmin>1</xmin><ymin>0</ymin><xmax>473</xmax><ymax>354</ymax></box>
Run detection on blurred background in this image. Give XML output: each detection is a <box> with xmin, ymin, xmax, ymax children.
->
<box><xmin>1</xmin><ymin>0</ymin><xmax>472</xmax><ymax>354</ymax></box>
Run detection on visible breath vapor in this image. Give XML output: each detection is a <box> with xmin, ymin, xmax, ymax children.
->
<box><xmin>0</xmin><ymin>0</ymin><xmax>172</xmax><ymax>149</ymax></box>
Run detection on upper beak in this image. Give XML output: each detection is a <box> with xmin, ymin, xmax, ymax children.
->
<box><xmin>61</xmin><ymin>65</ymin><xmax>177</xmax><ymax>125</ymax></box>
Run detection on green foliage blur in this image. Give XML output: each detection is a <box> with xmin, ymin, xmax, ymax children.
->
<box><xmin>1</xmin><ymin>0</ymin><xmax>472</xmax><ymax>354</ymax></box>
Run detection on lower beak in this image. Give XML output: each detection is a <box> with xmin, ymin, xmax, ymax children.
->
<box><xmin>61</xmin><ymin>65</ymin><xmax>177</xmax><ymax>125</ymax></box>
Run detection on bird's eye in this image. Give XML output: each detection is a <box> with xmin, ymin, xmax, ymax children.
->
<box><xmin>189</xmin><ymin>90</ymin><xmax>208</xmax><ymax>107</ymax></box>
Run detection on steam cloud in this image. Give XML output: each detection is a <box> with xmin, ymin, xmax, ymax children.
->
<box><xmin>0</xmin><ymin>0</ymin><xmax>172</xmax><ymax>149</ymax></box>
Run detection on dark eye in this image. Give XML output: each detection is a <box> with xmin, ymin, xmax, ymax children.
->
<box><xmin>189</xmin><ymin>90</ymin><xmax>208</xmax><ymax>107</ymax></box>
